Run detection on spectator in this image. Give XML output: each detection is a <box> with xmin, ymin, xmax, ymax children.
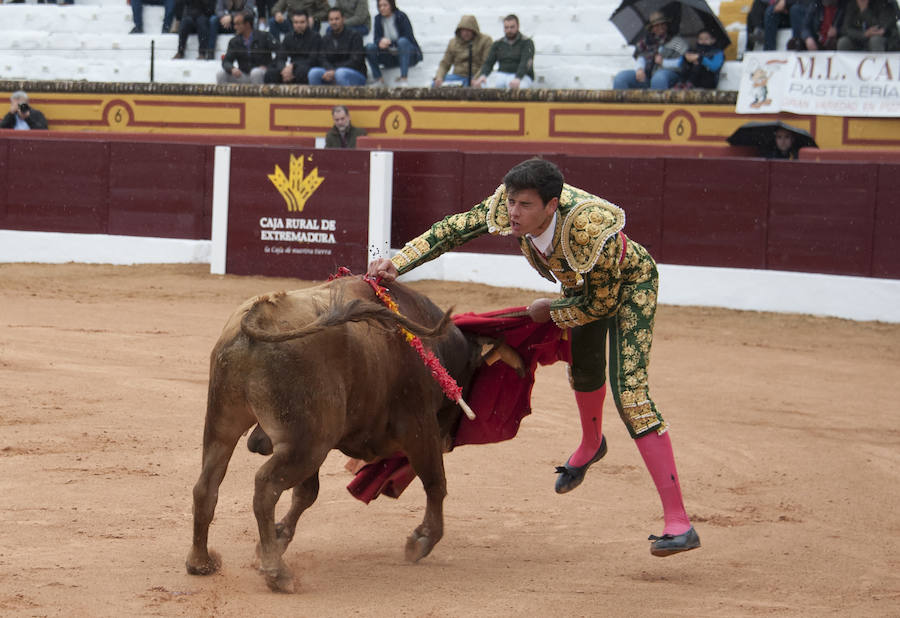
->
<box><xmin>365</xmin><ymin>0</ymin><xmax>423</xmax><ymax>86</ymax></box>
<box><xmin>785</xmin><ymin>0</ymin><xmax>815</xmax><ymax>48</ymax></box>
<box><xmin>209</xmin><ymin>0</ymin><xmax>256</xmax><ymax>60</ymax></box>
<box><xmin>308</xmin><ymin>7</ymin><xmax>367</xmax><ymax>86</ymax></box>
<box><xmin>264</xmin><ymin>10</ymin><xmax>320</xmax><ymax>84</ymax></box>
<box><xmin>613</xmin><ymin>11</ymin><xmax>687</xmax><ymax>90</ymax></box>
<box><xmin>675</xmin><ymin>29</ymin><xmax>724</xmax><ymax>89</ymax></box>
<box><xmin>1</xmin><ymin>91</ymin><xmax>48</xmax><ymax>131</ymax></box>
<box><xmin>130</xmin><ymin>0</ymin><xmax>177</xmax><ymax>34</ymax></box>
<box><xmin>433</xmin><ymin>15</ymin><xmax>492</xmax><ymax>87</ymax></box>
<box><xmin>255</xmin><ymin>0</ymin><xmax>272</xmax><ymax>30</ymax></box>
<box><xmin>471</xmin><ymin>14</ymin><xmax>535</xmax><ymax>89</ymax></box>
<box><xmin>216</xmin><ymin>8</ymin><xmax>276</xmax><ymax>84</ymax></box>
<box><xmin>324</xmin><ymin>105</ymin><xmax>366</xmax><ymax>148</ymax></box>
<box><xmin>174</xmin><ymin>0</ymin><xmax>217</xmax><ymax>59</ymax></box>
<box><xmin>268</xmin><ymin>0</ymin><xmax>329</xmax><ymax>43</ymax></box>
<box><xmin>745</xmin><ymin>0</ymin><xmax>808</xmax><ymax>50</ymax></box>
<box><xmin>761</xmin><ymin>127</ymin><xmax>800</xmax><ymax>159</ymax></box>
<box><xmin>334</xmin><ymin>0</ymin><xmax>371</xmax><ymax>37</ymax></box>
<box><xmin>837</xmin><ymin>0</ymin><xmax>899</xmax><ymax>50</ymax></box>
<box><xmin>745</xmin><ymin>0</ymin><xmax>767</xmax><ymax>51</ymax></box>
<box><xmin>764</xmin><ymin>0</ymin><xmax>798</xmax><ymax>50</ymax></box>
<box><xmin>796</xmin><ymin>0</ymin><xmax>846</xmax><ymax>49</ymax></box>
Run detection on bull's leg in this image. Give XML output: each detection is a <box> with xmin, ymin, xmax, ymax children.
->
<box><xmin>255</xmin><ymin>472</ymin><xmax>321</xmax><ymax>558</ymax></box>
<box><xmin>402</xmin><ymin>422</ymin><xmax>447</xmax><ymax>563</ymax></box>
<box><xmin>253</xmin><ymin>444</ymin><xmax>328</xmax><ymax>593</ymax></box>
<box><xmin>186</xmin><ymin>417</ymin><xmax>251</xmax><ymax>576</ymax></box>
<box><xmin>276</xmin><ymin>472</ymin><xmax>320</xmax><ymax>553</ymax></box>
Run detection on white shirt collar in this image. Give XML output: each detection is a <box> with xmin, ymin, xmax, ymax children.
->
<box><xmin>527</xmin><ymin>211</ymin><xmax>557</xmax><ymax>256</ymax></box>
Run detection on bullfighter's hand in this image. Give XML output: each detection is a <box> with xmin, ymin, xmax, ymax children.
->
<box><xmin>367</xmin><ymin>258</ymin><xmax>398</xmax><ymax>282</ymax></box>
<box><xmin>527</xmin><ymin>298</ymin><xmax>552</xmax><ymax>323</ymax></box>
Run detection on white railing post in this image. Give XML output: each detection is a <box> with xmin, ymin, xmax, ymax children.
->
<box><xmin>368</xmin><ymin>150</ymin><xmax>394</xmax><ymax>263</ymax></box>
<box><xmin>210</xmin><ymin>145</ymin><xmax>231</xmax><ymax>275</ymax></box>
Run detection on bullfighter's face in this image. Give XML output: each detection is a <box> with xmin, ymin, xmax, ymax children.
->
<box><xmin>506</xmin><ymin>188</ymin><xmax>558</xmax><ymax>238</ymax></box>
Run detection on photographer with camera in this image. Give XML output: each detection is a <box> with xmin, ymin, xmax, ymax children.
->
<box><xmin>2</xmin><ymin>91</ymin><xmax>49</xmax><ymax>131</ymax></box>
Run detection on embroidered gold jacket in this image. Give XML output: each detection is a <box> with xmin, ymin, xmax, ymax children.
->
<box><xmin>391</xmin><ymin>183</ymin><xmax>657</xmax><ymax>328</ymax></box>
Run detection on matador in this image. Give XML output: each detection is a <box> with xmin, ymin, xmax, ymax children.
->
<box><xmin>367</xmin><ymin>157</ymin><xmax>700</xmax><ymax>556</ymax></box>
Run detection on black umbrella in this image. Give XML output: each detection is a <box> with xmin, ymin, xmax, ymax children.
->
<box><xmin>727</xmin><ymin>121</ymin><xmax>819</xmax><ymax>156</ymax></box>
<box><xmin>610</xmin><ymin>0</ymin><xmax>731</xmax><ymax>48</ymax></box>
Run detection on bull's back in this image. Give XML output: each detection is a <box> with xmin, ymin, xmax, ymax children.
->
<box><xmin>207</xmin><ymin>277</ymin><xmax>471</xmax><ymax>455</ymax></box>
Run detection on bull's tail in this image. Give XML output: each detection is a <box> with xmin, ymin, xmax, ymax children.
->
<box><xmin>240</xmin><ymin>293</ymin><xmax>453</xmax><ymax>343</ymax></box>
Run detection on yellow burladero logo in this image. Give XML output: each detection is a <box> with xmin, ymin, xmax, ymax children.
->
<box><xmin>268</xmin><ymin>154</ymin><xmax>324</xmax><ymax>212</ymax></box>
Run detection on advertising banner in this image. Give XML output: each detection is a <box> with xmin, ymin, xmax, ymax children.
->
<box><xmin>225</xmin><ymin>147</ymin><xmax>370</xmax><ymax>278</ymax></box>
<box><xmin>736</xmin><ymin>52</ymin><xmax>900</xmax><ymax>117</ymax></box>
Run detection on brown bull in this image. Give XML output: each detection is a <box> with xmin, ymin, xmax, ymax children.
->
<box><xmin>185</xmin><ymin>276</ymin><xmax>482</xmax><ymax>593</ymax></box>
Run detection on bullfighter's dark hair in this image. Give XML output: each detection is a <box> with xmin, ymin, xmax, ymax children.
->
<box><xmin>503</xmin><ymin>158</ymin><xmax>564</xmax><ymax>205</ymax></box>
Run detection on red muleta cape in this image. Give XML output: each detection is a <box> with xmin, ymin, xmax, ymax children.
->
<box><xmin>347</xmin><ymin>307</ymin><xmax>571</xmax><ymax>503</ymax></box>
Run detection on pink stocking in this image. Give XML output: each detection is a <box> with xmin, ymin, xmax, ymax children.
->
<box><xmin>635</xmin><ymin>430</ymin><xmax>692</xmax><ymax>536</ymax></box>
<box><xmin>568</xmin><ymin>385</ymin><xmax>606</xmax><ymax>467</ymax></box>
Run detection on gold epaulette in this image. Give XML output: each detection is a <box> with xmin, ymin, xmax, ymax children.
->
<box><xmin>560</xmin><ymin>199</ymin><xmax>626</xmax><ymax>273</ymax></box>
<box><xmin>485</xmin><ymin>184</ymin><xmax>512</xmax><ymax>234</ymax></box>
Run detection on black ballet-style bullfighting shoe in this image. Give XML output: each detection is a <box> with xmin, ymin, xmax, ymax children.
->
<box><xmin>648</xmin><ymin>526</ymin><xmax>701</xmax><ymax>557</ymax></box>
<box><xmin>554</xmin><ymin>435</ymin><xmax>607</xmax><ymax>494</ymax></box>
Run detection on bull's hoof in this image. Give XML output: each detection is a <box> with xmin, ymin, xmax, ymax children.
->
<box><xmin>404</xmin><ymin>531</ymin><xmax>435</xmax><ymax>563</ymax></box>
<box><xmin>262</xmin><ymin>568</ymin><xmax>296</xmax><ymax>593</ymax></box>
<box><xmin>185</xmin><ymin>549</ymin><xmax>221</xmax><ymax>575</ymax></box>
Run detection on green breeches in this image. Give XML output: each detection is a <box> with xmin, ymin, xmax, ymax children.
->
<box><xmin>568</xmin><ymin>267</ymin><xmax>666</xmax><ymax>439</ymax></box>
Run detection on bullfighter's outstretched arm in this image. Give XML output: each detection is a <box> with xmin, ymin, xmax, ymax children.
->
<box><xmin>389</xmin><ymin>199</ymin><xmax>492</xmax><ymax>275</ymax></box>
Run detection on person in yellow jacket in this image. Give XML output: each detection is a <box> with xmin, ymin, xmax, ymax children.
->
<box><xmin>367</xmin><ymin>157</ymin><xmax>701</xmax><ymax>557</ymax></box>
<box><xmin>432</xmin><ymin>15</ymin><xmax>493</xmax><ymax>87</ymax></box>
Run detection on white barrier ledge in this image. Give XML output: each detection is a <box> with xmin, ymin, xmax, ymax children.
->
<box><xmin>395</xmin><ymin>252</ymin><xmax>900</xmax><ymax>324</ymax></box>
<box><xmin>1</xmin><ymin>229</ymin><xmax>898</xmax><ymax>323</ymax></box>
<box><xmin>0</xmin><ymin>230</ymin><xmax>211</xmax><ymax>265</ymax></box>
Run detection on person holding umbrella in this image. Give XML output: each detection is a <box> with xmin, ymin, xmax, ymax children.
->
<box><xmin>613</xmin><ymin>11</ymin><xmax>688</xmax><ymax>90</ymax></box>
<box><xmin>727</xmin><ymin>121</ymin><xmax>819</xmax><ymax>159</ymax></box>
<box><xmin>767</xmin><ymin>127</ymin><xmax>801</xmax><ymax>159</ymax></box>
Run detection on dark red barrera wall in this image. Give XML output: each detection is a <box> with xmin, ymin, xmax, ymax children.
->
<box><xmin>1</xmin><ymin>131</ymin><xmax>897</xmax><ymax>279</ymax></box>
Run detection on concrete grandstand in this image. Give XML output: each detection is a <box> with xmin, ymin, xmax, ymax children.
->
<box><xmin>0</xmin><ymin>0</ymin><xmax>744</xmax><ymax>89</ymax></box>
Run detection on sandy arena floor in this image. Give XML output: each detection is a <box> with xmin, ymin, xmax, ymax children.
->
<box><xmin>1</xmin><ymin>263</ymin><xmax>898</xmax><ymax>617</ymax></box>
